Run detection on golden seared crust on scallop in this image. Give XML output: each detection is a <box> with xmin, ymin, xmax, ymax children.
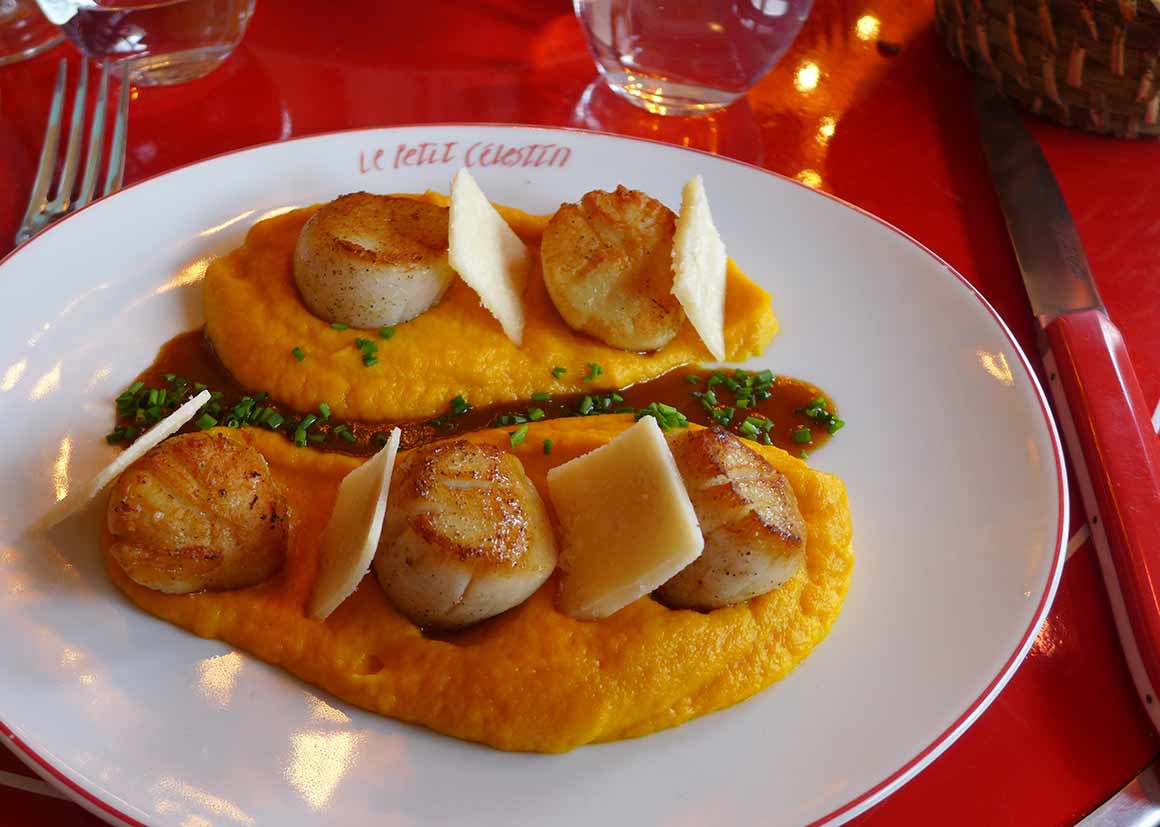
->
<box><xmin>106</xmin><ymin>432</ymin><xmax>289</xmax><ymax>594</ymax></box>
<box><xmin>656</xmin><ymin>427</ymin><xmax>805</xmax><ymax>610</ymax></box>
<box><xmin>541</xmin><ymin>186</ymin><xmax>685</xmax><ymax>352</ymax></box>
<box><xmin>293</xmin><ymin>192</ymin><xmax>455</xmax><ymax>328</ymax></box>
<box><xmin>374</xmin><ymin>440</ymin><xmax>557</xmax><ymax>629</ymax></box>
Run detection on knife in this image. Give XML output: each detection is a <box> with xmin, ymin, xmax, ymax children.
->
<box><xmin>972</xmin><ymin>74</ymin><xmax>1160</xmax><ymax>732</ymax></box>
<box><xmin>1079</xmin><ymin>755</ymin><xmax>1160</xmax><ymax>826</ymax></box>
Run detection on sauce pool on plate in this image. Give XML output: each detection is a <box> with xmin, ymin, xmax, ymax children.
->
<box><xmin>112</xmin><ymin>328</ymin><xmax>845</xmax><ymax>458</ymax></box>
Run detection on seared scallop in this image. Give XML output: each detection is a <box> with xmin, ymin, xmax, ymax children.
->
<box><xmin>374</xmin><ymin>440</ymin><xmax>557</xmax><ymax>629</ymax></box>
<box><xmin>294</xmin><ymin>192</ymin><xmax>456</xmax><ymax>328</ymax></box>
<box><xmin>656</xmin><ymin>427</ymin><xmax>806</xmax><ymax>610</ymax></box>
<box><xmin>541</xmin><ymin>186</ymin><xmax>685</xmax><ymax>351</ymax></box>
<box><xmin>106</xmin><ymin>432</ymin><xmax>289</xmax><ymax>594</ymax></box>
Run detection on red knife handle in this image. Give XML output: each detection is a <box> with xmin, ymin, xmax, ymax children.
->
<box><xmin>1046</xmin><ymin>309</ymin><xmax>1160</xmax><ymax>728</ymax></box>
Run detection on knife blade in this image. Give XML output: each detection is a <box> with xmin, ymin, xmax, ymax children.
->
<box><xmin>972</xmin><ymin>74</ymin><xmax>1160</xmax><ymax>735</ymax></box>
<box><xmin>972</xmin><ymin>76</ymin><xmax>1105</xmax><ymax>326</ymax></box>
<box><xmin>1079</xmin><ymin>755</ymin><xmax>1160</xmax><ymax>826</ymax></box>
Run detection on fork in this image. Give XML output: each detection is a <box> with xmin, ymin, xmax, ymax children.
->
<box><xmin>15</xmin><ymin>58</ymin><xmax>130</xmax><ymax>246</ymax></box>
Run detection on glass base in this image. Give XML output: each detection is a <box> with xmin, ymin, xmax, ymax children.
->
<box><xmin>110</xmin><ymin>44</ymin><xmax>235</xmax><ymax>86</ymax></box>
<box><xmin>0</xmin><ymin>28</ymin><xmax>61</xmax><ymax>65</ymax></box>
<box><xmin>0</xmin><ymin>0</ymin><xmax>64</xmax><ymax>67</ymax></box>
<box><xmin>597</xmin><ymin>68</ymin><xmax>742</xmax><ymax>116</ymax></box>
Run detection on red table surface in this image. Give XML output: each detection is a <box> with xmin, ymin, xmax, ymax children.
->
<box><xmin>1</xmin><ymin>1</ymin><xmax>1157</xmax><ymax>825</ymax></box>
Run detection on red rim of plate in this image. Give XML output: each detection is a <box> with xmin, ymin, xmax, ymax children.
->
<box><xmin>0</xmin><ymin>121</ymin><xmax>1068</xmax><ymax>827</ymax></box>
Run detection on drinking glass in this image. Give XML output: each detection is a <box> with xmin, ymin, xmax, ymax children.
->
<box><xmin>0</xmin><ymin>0</ymin><xmax>62</xmax><ymax>65</ymax></box>
<box><xmin>34</xmin><ymin>0</ymin><xmax>255</xmax><ymax>86</ymax></box>
<box><xmin>574</xmin><ymin>0</ymin><xmax>813</xmax><ymax>115</ymax></box>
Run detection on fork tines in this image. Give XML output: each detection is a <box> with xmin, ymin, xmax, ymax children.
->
<box><xmin>16</xmin><ymin>58</ymin><xmax>131</xmax><ymax>246</ymax></box>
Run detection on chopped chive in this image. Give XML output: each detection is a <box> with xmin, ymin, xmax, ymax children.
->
<box><xmin>634</xmin><ymin>402</ymin><xmax>689</xmax><ymax>431</ymax></box>
<box><xmin>798</xmin><ymin>450</ymin><xmax>809</xmax><ymax>460</ymax></box>
<box><xmin>542</xmin><ymin>438</ymin><xmax>552</xmax><ymax>455</ymax></box>
<box><xmin>759</xmin><ymin>432</ymin><xmax>773</xmax><ymax>445</ymax></box>
<box><xmin>578</xmin><ymin>396</ymin><xmax>594</xmax><ymax>415</ymax></box>
<box><xmin>163</xmin><ymin>373</ymin><xmax>176</xmax><ymax>383</ymax></box>
<box><xmin>330</xmin><ymin>323</ymin><xmax>349</xmax><ymax>330</ymax></box>
<box><xmin>105</xmin><ymin>427</ymin><xmax>126</xmax><ymax>444</ymax></box>
<box><xmin>309</xmin><ymin>433</ymin><xmax>326</xmax><ymax>444</ymax></box>
<box><xmin>194</xmin><ymin>382</ymin><xmax>207</xmax><ymax>393</ymax></box>
<box><xmin>551</xmin><ymin>366</ymin><xmax>566</xmax><ymax>380</ymax></box>
<box><xmin>195</xmin><ymin>413</ymin><xmax>218</xmax><ymax>430</ymax></box>
<box><xmin>582</xmin><ymin>362</ymin><xmax>603</xmax><ymax>382</ymax></box>
<box><xmin>528</xmin><ymin>407</ymin><xmax>546</xmax><ymax>421</ymax></box>
<box><xmin>128</xmin><ymin>381</ymin><xmax>144</xmax><ymax>395</ymax></box>
<box><xmin>334</xmin><ymin>425</ymin><xmax>357</xmax><ymax>444</ymax></box>
<box><xmin>379</xmin><ymin>326</ymin><xmax>396</xmax><ymax>340</ymax></box>
<box><xmin>792</xmin><ymin>426</ymin><xmax>812</xmax><ymax>444</ymax></box>
<box><xmin>300</xmin><ymin>414</ymin><xmax>318</xmax><ymax>431</ymax></box>
<box><xmin>685</xmin><ymin>374</ymin><xmax>701</xmax><ymax>384</ymax></box>
<box><xmin>371</xmin><ymin>431</ymin><xmax>390</xmax><ymax>447</ymax></box>
<box><xmin>265</xmin><ymin>411</ymin><xmax>285</xmax><ymax>430</ymax></box>
<box><xmin>531</xmin><ymin>392</ymin><xmax>552</xmax><ymax>402</ymax></box>
<box><xmin>318</xmin><ymin>402</ymin><xmax>331</xmax><ymax>420</ymax></box>
<box><xmin>510</xmin><ymin>423</ymin><xmax>529</xmax><ymax>447</ymax></box>
<box><xmin>828</xmin><ymin>419</ymin><xmax>846</xmax><ymax>434</ymax></box>
<box><xmin>354</xmin><ymin>337</ymin><xmax>379</xmax><ymax>366</ymax></box>
<box><xmin>450</xmin><ymin>395</ymin><xmax>471</xmax><ymax>416</ymax></box>
<box><xmin>739</xmin><ymin>421</ymin><xmax>759</xmax><ymax>438</ymax></box>
<box><xmin>291</xmin><ymin>346</ymin><xmax>306</xmax><ymax>362</ymax></box>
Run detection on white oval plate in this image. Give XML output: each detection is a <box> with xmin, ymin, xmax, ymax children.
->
<box><xmin>0</xmin><ymin>126</ymin><xmax>1065</xmax><ymax>827</ymax></box>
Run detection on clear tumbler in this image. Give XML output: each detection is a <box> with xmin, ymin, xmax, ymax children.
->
<box><xmin>35</xmin><ymin>0</ymin><xmax>255</xmax><ymax>86</ymax></box>
<box><xmin>574</xmin><ymin>0</ymin><xmax>813</xmax><ymax>115</ymax></box>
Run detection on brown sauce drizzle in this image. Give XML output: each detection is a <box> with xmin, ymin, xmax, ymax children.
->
<box><xmin>117</xmin><ymin>329</ymin><xmax>842</xmax><ymax>458</ymax></box>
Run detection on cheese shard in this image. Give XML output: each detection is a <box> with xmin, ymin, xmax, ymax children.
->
<box><xmin>547</xmin><ymin>416</ymin><xmax>703</xmax><ymax>620</ymax></box>
<box><xmin>672</xmin><ymin>175</ymin><xmax>727</xmax><ymax>361</ymax></box>
<box><xmin>39</xmin><ymin>389</ymin><xmax>212</xmax><ymax>529</ymax></box>
<box><xmin>448</xmin><ymin>168</ymin><xmax>531</xmax><ymax>345</ymax></box>
<box><xmin>308</xmin><ymin>427</ymin><xmax>401</xmax><ymax>620</ymax></box>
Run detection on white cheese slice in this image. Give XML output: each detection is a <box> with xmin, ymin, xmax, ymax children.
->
<box><xmin>672</xmin><ymin>175</ymin><xmax>728</xmax><ymax>361</ymax></box>
<box><xmin>547</xmin><ymin>416</ymin><xmax>703</xmax><ymax>620</ymax></box>
<box><xmin>448</xmin><ymin>168</ymin><xmax>530</xmax><ymax>345</ymax></box>
<box><xmin>308</xmin><ymin>427</ymin><xmax>401</xmax><ymax>620</ymax></box>
<box><xmin>39</xmin><ymin>389</ymin><xmax>212</xmax><ymax>529</ymax></box>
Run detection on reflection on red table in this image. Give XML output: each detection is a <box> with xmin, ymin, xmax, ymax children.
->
<box><xmin>0</xmin><ymin>1</ymin><xmax>1157</xmax><ymax>824</ymax></box>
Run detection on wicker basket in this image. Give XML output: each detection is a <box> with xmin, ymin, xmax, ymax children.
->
<box><xmin>935</xmin><ymin>0</ymin><xmax>1160</xmax><ymax>137</ymax></box>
